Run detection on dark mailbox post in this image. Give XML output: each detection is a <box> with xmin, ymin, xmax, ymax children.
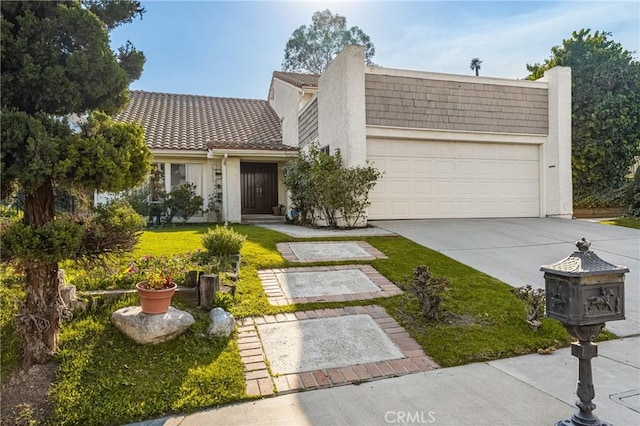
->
<box><xmin>541</xmin><ymin>238</ymin><xmax>629</xmax><ymax>426</ymax></box>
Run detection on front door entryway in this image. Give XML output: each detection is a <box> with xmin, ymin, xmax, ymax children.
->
<box><xmin>241</xmin><ymin>162</ymin><xmax>278</xmax><ymax>214</ymax></box>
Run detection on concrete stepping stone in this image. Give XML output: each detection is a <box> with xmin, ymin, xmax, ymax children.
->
<box><xmin>277</xmin><ymin>241</ymin><xmax>387</xmax><ymax>262</ymax></box>
<box><xmin>258</xmin><ymin>265</ymin><xmax>402</xmax><ymax>305</ymax></box>
<box><xmin>237</xmin><ymin>305</ymin><xmax>439</xmax><ymax>397</ymax></box>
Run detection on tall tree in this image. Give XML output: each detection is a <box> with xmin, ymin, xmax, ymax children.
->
<box><xmin>527</xmin><ymin>29</ymin><xmax>640</xmax><ymax>203</ymax></box>
<box><xmin>282</xmin><ymin>9</ymin><xmax>375</xmax><ymax>74</ymax></box>
<box><xmin>470</xmin><ymin>58</ymin><xmax>482</xmax><ymax>76</ymax></box>
<box><xmin>1</xmin><ymin>0</ymin><xmax>150</xmax><ymax>368</ymax></box>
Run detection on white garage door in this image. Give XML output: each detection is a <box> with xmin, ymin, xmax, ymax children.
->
<box><xmin>367</xmin><ymin>139</ymin><xmax>540</xmax><ymax>219</ymax></box>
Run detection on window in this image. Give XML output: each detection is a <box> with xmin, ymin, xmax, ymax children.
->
<box><xmin>321</xmin><ymin>145</ymin><xmax>330</xmax><ymax>155</ymax></box>
<box><xmin>151</xmin><ymin>162</ymin><xmax>202</xmax><ymax>197</ymax></box>
<box><xmin>170</xmin><ymin>164</ymin><xmax>186</xmax><ymax>190</ymax></box>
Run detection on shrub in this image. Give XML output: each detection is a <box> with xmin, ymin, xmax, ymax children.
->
<box><xmin>81</xmin><ymin>200</ymin><xmax>146</xmax><ymax>261</ymax></box>
<box><xmin>0</xmin><ymin>200</ymin><xmax>145</xmax><ymax>266</ymax></box>
<box><xmin>511</xmin><ymin>284</ymin><xmax>545</xmax><ymax>331</ymax></box>
<box><xmin>70</xmin><ymin>252</ymin><xmax>200</xmax><ymax>291</ymax></box>
<box><xmin>282</xmin><ymin>143</ymin><xmax>382</xmax><ymax>228</ymax></box>
<box><xmin>404</xmin><ymin>266</ymin><xmax>449</xmax><ymax>322</ymax></box>
<box><xmin>201</xmin><ymin>225</ymin><xmax>246</xmax><ymax>258</ymax></box>
<box><xmin>627</xmin><ymin>168</ymin><xmax>640</xmax><ymax>217</ymax></box>
<box><xmin>164</xmin><ymin>183</ymin><xmax>204</xmax><ymax>224</ymax></box>
<box><xmin>120</xmin><ymin>185</ymin><xmax>151</xmax><ymax>218</ymax></box>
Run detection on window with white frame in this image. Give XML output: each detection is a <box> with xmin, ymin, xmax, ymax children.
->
<box><xmin>151</xmin><ymin>162</ymin><xmax>203</xmax><ymax>195</ymax></box>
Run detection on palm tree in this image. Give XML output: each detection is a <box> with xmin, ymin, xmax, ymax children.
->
<box><xmin>470</xmin><ymin>58</ymin><xmax>482</xmax><ymax>76</ymax></box>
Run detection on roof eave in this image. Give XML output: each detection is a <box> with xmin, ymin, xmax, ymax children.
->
<box><xmin>150</xmin><ymin>148</ymin><xmax>208</xmax><ymax>158</ymax></box>
<box><xmin>208</xmin><ymin>148</ymin><xmax>298</xmax><ymax>158</ymax></box>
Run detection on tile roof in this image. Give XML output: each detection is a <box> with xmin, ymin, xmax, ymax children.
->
<box><xmin>114</xmin><ymin>91</ymin><xmax>289</xmax><ymax>151</ymax></box>
<box><xmin>272</xmin><ymin>71</ymin><xmax>319</xmax><ymax>88</ymax></box>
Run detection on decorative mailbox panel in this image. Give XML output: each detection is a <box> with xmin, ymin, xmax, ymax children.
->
<box><xmin>541</xmin><ymin>239</ymin><xmax>628</xmax><ymax>326</ymax></box>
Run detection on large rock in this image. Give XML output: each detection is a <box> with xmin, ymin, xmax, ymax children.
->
<box><xmin>111</xmin><ymin>306</ymin><xmax>195</xmax><ymax>344</ymax></box>
<box><xmin>208</xmin><ymin>307</ymin><xmax>235</xmax><ymax>337</ymax></box>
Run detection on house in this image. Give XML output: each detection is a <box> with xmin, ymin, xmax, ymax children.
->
<box><xmin>108</xmin><ymin>45</ymin><xmax>572</xmax><ymax>223</ymax></box>
<box><xmin>104</xmin><ymin>92</ymin><xmax>297</xmax><ymax>222</ymax></box>
<box><xmin>271</xmin><ymin>45</ymin><xmax>572</xmax><ymax>220</ymax></box>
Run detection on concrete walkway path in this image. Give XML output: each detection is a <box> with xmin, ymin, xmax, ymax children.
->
<box><xmin>371</xmin><ymin>218</ymin><xmax>639</xmax><ymax>337</ymax></box>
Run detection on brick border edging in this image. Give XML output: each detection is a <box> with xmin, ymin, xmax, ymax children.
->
<box><xmin>277</xmin><ymin>241</ymin><xmax>388</xmax><ymax>262</ymax></box>
<box><xmin>237</xmin><ymin>305</ymin><xmax>439</xmax><ymax>397</ymax></box>
<box><xmin>258</xmin><ymin>264</ymin><xmax>402</xmax><ymax>305</ymax></box>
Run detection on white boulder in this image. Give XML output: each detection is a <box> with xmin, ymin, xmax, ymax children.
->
<box><xmin>208</xmin><ymin>307</ymin><xmax>235</xmax><ymax>337</ymax></box>
<box><xmin>111</xmin><ymin>306</ymin><xmax>195</xmax><ymax>344</ymax></box>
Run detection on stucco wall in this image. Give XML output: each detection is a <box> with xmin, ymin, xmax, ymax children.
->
<box><xmin>268</xmin><ymin>79</ymin><xmax>301</xmax><ymax>147</ymax></box>
<box><xmin>318</xmin><ymin>45</ymin><xmax>367</xmax><ymax>166</ymax></box>
<box><xmin>223</xmin><ymin>156</ymin><xmax>242</xmax><ymax>223</ymax></box>
<box><xmin>298</xmin><ymin>97</ymin><xmax>319</xmax><ymax>147</ymax></box>
<box><xmin>539</xmin><ymin>66</ymin><xmax>572</xmax><ymax>217</ymax></box>
<box><xmin>365</xmin><ymin>72</ymin><xmax>548</xmax><ymax>135</ymax></box>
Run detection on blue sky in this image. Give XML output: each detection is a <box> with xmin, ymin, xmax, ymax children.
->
<box><xmin>110</xmin><ymin>0</ymin><xmax>640</xmax><ymax>100</ymax></box>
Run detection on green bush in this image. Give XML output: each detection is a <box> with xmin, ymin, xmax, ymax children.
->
<box><xmin>201</xmin><ymin>225</ymin><xmax>246</xmax><ymax>257</ymax></box>
<box><xmin>0</xmin><ymin>200</ymin><xmax>145</xmax><ymax>266</ymax></box>
<box><xmin>163</xmin><ymin>183</ymin><xmax>204</xmax><ymax>224</ymax></box>
<box><xmin>120</xmin><ymin>186</ymin><xmax>151</xmax><ymax>218</ymax></box>
<box><xmin>0</xmin><ymin>217</ymin><xmax>84</xmax><ymax>265</ymax></box>
<box><xmin>80</xmin><ymin>200</ymin><xmax>146</xmax><ymax>260</ymax></box>
<box><xmin>282</xmin><ymin>143</ymin><xmax>382</xmax><ymax>228</ymax></box>
<box><xmin>627</xmin><ymin>168</ymin><xmax>640</xmax><ymax>217</ymax></box>
<box><xmin>574</xmin><ymin>190</ymin><xmax>627</xmax><ymax>209</ymax></box>
<box><xmin>70</xmin><ymin>253</ymin><xmax>201</xmax><ymax>291</ymax></box>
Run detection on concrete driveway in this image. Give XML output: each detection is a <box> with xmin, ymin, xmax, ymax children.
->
<box><xmin>371</xmin><ymin>218</ymin><xmax>639</xmax><ymax>337</ymax></box>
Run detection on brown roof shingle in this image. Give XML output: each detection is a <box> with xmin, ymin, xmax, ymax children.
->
<box><xmin>272</xmin><ymin>71</ymin><xmax>319</xmax><ymax>89</ymax></box>
<box><xmin>114</xmin><ymin>91</ymin><xmax>288</xmax><ymax>151</ymax></box>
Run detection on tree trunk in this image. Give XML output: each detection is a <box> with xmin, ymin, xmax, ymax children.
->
<box><xmin>17</xmin><ymin>183</ymin><xmax>61</xmax><ymax>369</ymax></box>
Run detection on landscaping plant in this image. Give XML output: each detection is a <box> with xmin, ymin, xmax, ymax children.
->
<box><xmin>1</xmin><ymin>0</ymin><xmax>148</xmax><ymax>368</ymax></box>
<box><xmin>2</xmin><ymin>224</ymin><xmax>615</xmax><ymax>424</ymax></box>
<box><xmin>511</xmin><ymin>284</ymin><xmax>546</xmax><ymax>331</ymax></box>
<box><xmin>403</xmin><ymin>266</ymin><xmax>449</xmax><ymax>321</ymax></box>
<box><xmin>163</xmin><ymin>182</ymin><xmax>204</xmax><ymax>224</ymax></box>
<box><xmin>201</xmin><ymin>225</ymin><xmax>247</xmax><ymax>258</ymax></box>
<box><xmin>283</xmin><ymin>143</ymin><xmax>382</xmax><ymax>228</ymax></box>
<box><xmin>527</xmin><ymin>29</ymin><xmax>640</xmax><ymax>205</ymax></box>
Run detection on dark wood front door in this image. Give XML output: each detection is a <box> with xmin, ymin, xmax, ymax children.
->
<box><xmin>241</xmin><ymin>162</ymin><xmax>278</xmax><ymax>214</ymax></box>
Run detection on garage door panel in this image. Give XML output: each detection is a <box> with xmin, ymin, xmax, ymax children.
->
<box><xmin>367</xmin><ymin>139</ymin><xmax>540</xmax><ymax>219</ymax></box>
<box><xmin>390</xmin><ymin>180</ymin><xmax>410</xmax><ymax>195</ymax></box>
<box><xmin>435</xmin><ymin>180</ymin><xmax>454</xmax><ymax>194</ymax></box>
<box><xmin>414</xmin><ymin>201</ymin><xmax>433</xmax><ymax>215</ymax></box>
<box><xmin>456</xmin><ymin>160</ymin><xmax>477</xmax><ymax>175</ymax></box>
<box><xmin>434</xmin><ymin>160</ymin><xmax>455</xmax><ymax>174</ymax></box>
<box><xmin>458</xmin><ymin>181</ymin><xmax>475</xmax><ymax>195</ymax></box>
<box><xmin>413</xmin><ymin>160</ymin><xmax>433</xmax><ymax>175</ymax></box>
<box><xmin>413</xmin><ymin>180</ymin><xmax>432</xmax><ymax>194</ymax></box>
<box><xmin>388</xmin><ymin>160</ymin><xmax>410</xmax><ymax>176</ymax></box>
<box><xmin>391</xmin><ymin>202</ymin><xmax>410</xmax><ymax>216</ymax></box>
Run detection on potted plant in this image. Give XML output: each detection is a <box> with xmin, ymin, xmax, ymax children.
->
<box><xmin>136</xmin><ymin>271</ymin><xmax>177</xmax><ymax>314</ymax></box>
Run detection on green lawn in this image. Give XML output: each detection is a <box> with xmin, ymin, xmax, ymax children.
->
<box><xmin>1</xmin><ymin>223</ymin><xmax>614</xmax><ymax>425</ymax></box>
<box><xmin>599</xmin><ymin>217</ymin><xmax>640</xmax><ymax>230</ymax></box>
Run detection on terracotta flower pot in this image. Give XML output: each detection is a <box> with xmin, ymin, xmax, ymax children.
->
<box><xmin>136</xmin><ymin>281</ymin><xmax>177</xmax><ymax>314</ymax></box>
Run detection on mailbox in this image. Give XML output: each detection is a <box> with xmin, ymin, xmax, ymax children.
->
<box><xmin>541</xmin><ymin>238</ymin><xmax>630</xmax><ymax>426</ymax></box>
<box><xmin>541</xmin><ymin>238</ymin><xmax>628</xmax><ymax>326</ymax></box>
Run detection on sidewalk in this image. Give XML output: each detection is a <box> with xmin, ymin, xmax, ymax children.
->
<box><xmin>129</xmin><ymin>336</ymin><xmax>639</xmax><ymax>426</ymax></box>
